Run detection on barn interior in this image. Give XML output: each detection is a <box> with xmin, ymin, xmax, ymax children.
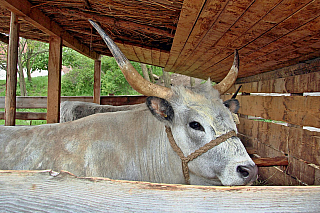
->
<box><xmin>0</xmin><ymin>0</ymin><xmax>319</xmax><ymax>209</ymax></box>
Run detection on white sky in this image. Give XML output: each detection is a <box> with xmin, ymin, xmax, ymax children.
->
<box><xmin>0</xmin><ymin>69</ymin><xmax>48</xmax><ymax>80</ymax></box>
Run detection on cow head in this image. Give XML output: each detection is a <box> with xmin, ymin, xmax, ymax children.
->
<box><xmin>89</xmin><ymin>20</ymin><xmax>257</xmax><ymax>186</ymax></box>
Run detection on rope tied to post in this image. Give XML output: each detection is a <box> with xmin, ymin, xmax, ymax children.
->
<box><xmin>165</xmin><ymin>126</ymin><xmax>237</xmax><ymax>185</ymax></box>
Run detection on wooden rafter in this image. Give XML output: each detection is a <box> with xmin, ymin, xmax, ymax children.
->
<box><xmin>0</xmin><ymin>0</ymin><xmax>100</xmax><ymax>60</ymax></box>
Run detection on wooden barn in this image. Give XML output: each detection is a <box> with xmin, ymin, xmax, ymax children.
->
<box><xmin>0</xmin><ymin>0</ymin><xmax>319</xmax><ymax>211</ymax></box>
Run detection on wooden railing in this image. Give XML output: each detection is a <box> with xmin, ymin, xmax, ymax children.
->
<box><xmin>0</xmin><ymin>95</ymin><xmax>147</xmax><ymax>120</ymax></box>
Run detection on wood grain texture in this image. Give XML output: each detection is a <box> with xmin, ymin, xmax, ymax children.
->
<box><xmin>0</xmin><ymin>170</ymin><xmax>319</xmax><ymax>212</ymax></box>
<box><xmin>93</xmin><ymin>58</ymin><xmax>101</xmax><ymax>104</ymax></box>
<box><xmin>47</xmin><ymin>36</ymin><xmax>62</xmax><ymax>123</ymax></box>
<box><xmin>235</xmin><ymin>95</ymin><xmax>320</xmax><ymax>128</ymax></box>
<box><xmin>0</xmin><ymin>112</ymin><xmax>46</xmax><ymax>120</ymax></box>
<box><xmin>253</xmin><ymin>157</ymin><xmax>288</xmax><ymax>167</ymax></box>
<box><xmin>165</xmin><ymin>0</ymin><xmax>206</xmax><ymax>71</ymax></box>
<box><xmin>237</xmin><ymin>117</ymin><xmax>320</xmax><ymax>185</ymax></box>
<box><xmin>4</xmin><ymin>12</ymin><xmax>19</xmax><ymax>126</ymax></box>
<box><xmin>227</xmin><ymin>72</ymin><xmax>320</xmax><ymax>94</ymax></box>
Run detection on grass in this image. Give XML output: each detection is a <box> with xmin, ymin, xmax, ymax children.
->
<box><xmin>0</xmin><ymin>79</ymin><xmax>5</xmax><ymax>95</ymax></box>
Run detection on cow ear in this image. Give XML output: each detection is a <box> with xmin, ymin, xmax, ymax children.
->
<box><xmin>146</xmin><ymin>96</ymin><xmax>174</xmax><ymax>123</ymax></box>
<box><xmin>223</xmin><ymin>99</ymin><xmax>240</xmax><ymax>113</ymax></box>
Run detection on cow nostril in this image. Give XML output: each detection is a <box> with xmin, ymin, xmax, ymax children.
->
<box><xmin>237</xmin><ymin>165</ymin><xmax>250</xmax><ymax>178</ymax></box>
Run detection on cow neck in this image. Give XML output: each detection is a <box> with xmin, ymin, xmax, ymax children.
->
<box><xmin>165</xmin><ymin>126</ymin><xmax>237</xmax><ymax>185</ymax></box>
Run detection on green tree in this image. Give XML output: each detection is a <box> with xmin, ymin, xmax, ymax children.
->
<box><xmin>61</xmin><ymin>50</ymin><xmax>94</xmax><ymax>96</ymax></box>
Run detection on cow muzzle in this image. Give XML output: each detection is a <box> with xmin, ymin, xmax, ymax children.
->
<box><xmin>237</xmin><ymin>164</ymin><xmax>258</xmax><ymax>185</ymax></box>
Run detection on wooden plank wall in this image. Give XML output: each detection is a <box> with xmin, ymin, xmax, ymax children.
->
<box><xmin>222</xmin><ymin>60</ymin><xmax>320</xmax><ymax>186</ymax></box>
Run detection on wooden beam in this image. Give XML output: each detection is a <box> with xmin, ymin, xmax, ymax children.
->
<box><xmin>47</xmin><ymin>36</ymin><xmax>62</xmax><ymax>123</ymax></box>
<box><xmin>165</xmin><ymin>0</ymin><xmax>206</xmax><ymax>71</ymax></box>
<box><xmin>93</xmin><ymin>57</ymin><xmax>101</xmax><ymax>104</ymax></box>
<box><xmin>4</xmin><ymin>12</ymin><xmax>19</xmax><ymax>126</ymax></box>
<box><xmin>253</xmin><ymin>156</ymin><xmax>289</xmax><ymax>167</ymax></box>
<box><xmin>0</xmin><ymin>0</ymin><xmax>99</xmax><ymax>60</ymax></box>
<box><xmin>100</xmin><ymin>96</ymin><xmax>147</xmax><ymax>106</ymax></box>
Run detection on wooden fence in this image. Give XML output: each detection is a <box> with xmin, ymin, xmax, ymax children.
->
<box><xmin>0</xmin><ymin>95</ymin><xmax>147</xmax><ymax>120</ymax></box>
<box><xmin>222</xmin><ymin>60</ymin><xmax>320</xmax><ymax>186</ymax></box>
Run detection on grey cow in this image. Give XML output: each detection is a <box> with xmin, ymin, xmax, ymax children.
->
<box><xmin>60</xmin><ymin>101</ymin><xmax>145</xmax><ymax>122</ymax></box>
<box><xmin>0</xmin><ymin>20</ymin><xmax>257</xmax><ymax>186</ymax></box>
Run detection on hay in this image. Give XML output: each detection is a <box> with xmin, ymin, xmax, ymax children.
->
<box><xmin>0</xmin><ymin>0</ymin><xmax>183</xmax><ymax>55</ymax></box>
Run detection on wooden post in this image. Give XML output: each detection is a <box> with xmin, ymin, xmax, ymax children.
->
<box><xmin>47</xmin><ymin>36</ymin><xmax>62</xmax><ymax>123</ymax></box>
<box><xmin>93</xmin><ymin>56</ymin><xmax>101</xmax><ymax>104</ymax></box>
<box><xmin>4</xmin><ymin>12</ymin><xmax>19</xmax><ymax>126</ymax></box>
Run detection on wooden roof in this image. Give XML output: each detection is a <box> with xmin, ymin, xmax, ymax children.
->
<box><xmin>0</xmin><ymin>0</ymin><xmax>319</xmax><ymax>83</ymax></box>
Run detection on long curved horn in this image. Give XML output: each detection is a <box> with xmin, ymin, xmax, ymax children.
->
<box><xmin>89</xmin><ymin>20</ymin><xmax>173</xmax><ymax>99</ymax></box>
<box><xmin>213</xmin><ymin>50</ymin><xmax>239</xmax><ymax>94</ymax></box>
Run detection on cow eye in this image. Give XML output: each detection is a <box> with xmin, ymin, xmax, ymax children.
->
<box><xmin>189</xmin><ymin>121</ymin><xmax>205</xmax><ymax>132</ymax></box>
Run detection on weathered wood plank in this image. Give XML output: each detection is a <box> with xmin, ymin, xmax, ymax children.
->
<box><xmin>188</xmin><ymin>0</ymin><xmax>319</xmax><ymax>81</ymax></box>
<box><xmin>0</xmin><ymin>112</ymin><xmax>46</xmax><ymax>120</ymax></box>
<box><xmin>132</xmin><ymin>45</ymin><xmax>144</xmax><ymax>62</ymax></box>
<box><xmin>238</xmin><ymin>118</ymin><xmax>320</xmax><ymax>166</ymax></box>
<box><xmin>4</xmin><ymin>12</ymin><xmax>19</xmax><ymax>126</ymax></box>
<box><xmin>287</xmin><ymin>157</ymin><xmax>318</xmax><ymax>186</ymax></box>
<box><xmin>170</xmin><ymin>0</ymin><xmax>230</xmax><ymax>72</ymax></box>
<box><xmin>165</xmin><ymin>0</ymin><xmax>206</xmax><ymax>71</ymax></box>
<box><xmin>235</xmin><ymin>96</ymin><xmax>320</xmax><ymax>128</ymax></box>
<box><xmin>118</xmin><ymin>42</ymin><xmax>140</xmax><ymax>62</ymax></box>
<box><xmin>142</xmin><ymin>47</ymin><xmax>153</xmax><ymax>65</ymax></box>
<box><xmin>241</xmin><ymin>32</ymin><xmax>320</xmax><ymax>76</ymax></box>
<box><xmin>237</xmin><ymin>117</ymin><xmax>320</xmax><ymax>185</ymax></box>
<box><xmin>100</xmin><ymin>95</ymin><xmax>147</xmax><ymax>106</ymax></box>
<box><xmin>93</xmin><ymin>57</ymin><xmax>101</xmax><ymax>104</ymax></box>
<box><xmin>0</xmin><ymin>170</ymin><xmax>320</xmax><ymax>212</ymax></box>
<box><xmin>47</xmin><ymin>36</ymin><xmax>62</xmax><ymax>123</ymax></box>
<box><xmin>236</xmin><ymin>57</ymin><xmax>320</xmax><ymax>84</ymax></box>
<box><xmin>257</xmin><ymin>167</ymin><xmax>302</xmax><ymax>186</ymax></box>
<box><xmin>181</xmin><ymin>0</ymin><xmax>254</xmax><ymax>76</ymax></box>
<box><xmin>227</xmin><ymin>72</ymin><xmax>320</xmax><ymax>94</ymax></box>
<box><xmin>239</xmin><ymin>0</ymin><xmax>320</xmax><ymax>57</ymax></box>
<box><xmin>253</xmin><ymin>157</ymin><xmax>288</xmax><ymax>167</ymax></box>
<box><xmin>151</xmin><ymin>48</ymin><xmax>161</xmax><ymax>67</ymax></box>
<box><xmin>159</xmin><ymin>50</ymin><xmax>169</xmax><ymax>68</ymax></box>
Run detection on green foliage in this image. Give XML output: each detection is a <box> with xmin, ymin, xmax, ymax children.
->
<box><xmin>61</xmin><ymin>67</ymin><xmax>94</xmax><ymax>96</ymax></box>
<box><xmin>0</xmin><ymin>79</ymin><xmax>5</xmax><ymax>96</ymax></box>
<box><xmin>61</xmin><ymin>52</ymin><xmax>94</xmax><ymax>96</ymax></box>
<box><xmin>26</xmin><ymin>76</ymin><xmax>48</xmax><ymax>96</ymax></box>
<box><xmin>23</xmin><ymin>39</ymin><xmax>49</xmax><ymax>72</ymax></box>
<box><xmin>100</xmin><ymin>57</ymin><xmax>140</xmax><ymax>95</ymax></box>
